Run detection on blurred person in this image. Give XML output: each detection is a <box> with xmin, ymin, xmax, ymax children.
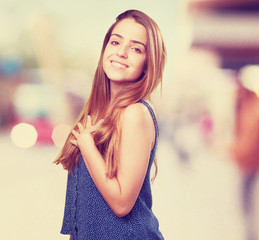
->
<box><xmin>0</xmin><ymin>58</ymin><xmax>22</xmax><ymax>128</ymax></box>
<box><xmin>54</xmin><ymin>9</ymin><xmax>166</xmax><ymax>240</ymax></box>
<box><xmin>232</xmin><ymin>80</ymin><xmax>259</xmax><ymax>240</ymax></box>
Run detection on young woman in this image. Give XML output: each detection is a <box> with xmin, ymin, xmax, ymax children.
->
<box><xmin>55</xmin><ymin>9</ymin><xmax>166</xmax><ymax>240</ymax></box>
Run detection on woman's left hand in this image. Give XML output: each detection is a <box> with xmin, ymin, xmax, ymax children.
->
<box><xmin>70</xmin><ymin>115</ymin><xmax>104</xmax><ymax>149</ymax></box>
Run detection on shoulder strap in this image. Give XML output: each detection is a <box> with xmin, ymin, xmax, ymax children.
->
<box><xmin>138</xmin><ymin>100</ymin><xmax>159</xmax><ymax>144</ymax></box>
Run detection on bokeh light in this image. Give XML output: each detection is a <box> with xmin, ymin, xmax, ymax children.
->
<box><xmin>10</xmin><ymin>123</ymin><xmax>38</xmax><ymax>148</ymax></box>
<box><xmin>52</xmin><ymin>123</ymin><xmax>71</xmax><ymax>148</ymax></box>
<box><xmin>239</xmin><ymin>65</ymin><xmax>259</xmax><ymax>95</ymax></box>
<box><xmin>13</xmin><ymin>82</ymin><xmax>55</xmax><ymax>120</ymax></box>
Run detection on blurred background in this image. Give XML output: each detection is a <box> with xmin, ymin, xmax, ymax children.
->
<box><xmin>1</xmin><ymin>0</ymin><xmax>259</xmax><ymax>239</ymax></box>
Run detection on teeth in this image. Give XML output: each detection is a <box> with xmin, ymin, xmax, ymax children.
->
<box><xmin>112</xmin><ymin>61</ymin><xmax>127</xmax><ymax>68</ymax></box>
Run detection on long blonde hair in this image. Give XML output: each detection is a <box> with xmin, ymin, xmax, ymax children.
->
<box><xmin>54</xmin><ymin>9</ymin><xmax>166</xmax><ymax>178</ymax></box>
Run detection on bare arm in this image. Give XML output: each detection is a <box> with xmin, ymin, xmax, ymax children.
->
<box><xmin>71</xmin><ymin>103</ymin><xmax>155</xmax><ymax>217</ymax></box>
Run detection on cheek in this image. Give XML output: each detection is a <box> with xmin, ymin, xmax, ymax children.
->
<box><xmin>103</xmin><ymin>47</ymin><xmax>114</xmax><ymax>68</ymax></box>
<box><xmin>102</xmin><ymin>49</ymin><xmax>110</xmax><ymax>69</ymax></box>
<box><xmin>102</xmin><ymin>56</ymin><xmax>106</xmax><ymax>72</ymax></box>
<box><xmin>136</xmin><ymin>57</ymin><xmax>146</xmax><ymax>73</ymax></box>
<box><xmin>103</xmin><ymin>45</ymin><xmax>113</xmax><ymax>58</ymax></box>
<box><xmin>103</xmin><ymin>49</ymin><xmax>108</xmax><ymax>62</ymax></box>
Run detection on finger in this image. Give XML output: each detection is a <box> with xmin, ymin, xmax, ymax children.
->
<box><xmin>94</xmin><ymin>119</ymin><xmax>104</xmax><ymax>130</ymax></box>
<box><xmin>70</xmin><ymin>139</ymin><xmax>78</xmax><ymax>147</ymax></box>
<box><xmin>77</xmin><ymin>122</ymin><xmax>84</xmax><ymax>132</ymax></box>
<box><xmin>86</xmin><ymin>115</ymin><xmax>92</xmax><ymax>128</ymax></box>
<box><xmin>82</xmin><ymin>116</ymin><xmax>87</xmax><ymax>128</ymax></box>
<box><xmin>71</xmin><ymin>130</ymin><xmax>79</xmax><ymax>138</ymax></box>
<box><xmin>90</xmin><ymin>119</ymin><xmax>104</xmax><ymax>133</ymax></box>
<box><xmin>96</xmin><ymin>119</ymin><xmax>104</xmax><ymax>126</ymax></box>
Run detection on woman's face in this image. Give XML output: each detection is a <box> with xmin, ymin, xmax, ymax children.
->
<box><xmin>103</xmin><ymin>18</ymin><xmax>147</xmax><ymax>84</ymax></box>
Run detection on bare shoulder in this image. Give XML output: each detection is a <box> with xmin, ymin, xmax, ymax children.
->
<box><xmin>122</xmin><ymin>102</ymin><xmax>155</xmax><ymax>132</ymax></box>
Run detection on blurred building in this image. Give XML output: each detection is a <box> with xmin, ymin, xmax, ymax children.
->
<box><xmin>189</xmin><ymin>0</ymin><xmax>259</xmax><ymax>69</ymax></box>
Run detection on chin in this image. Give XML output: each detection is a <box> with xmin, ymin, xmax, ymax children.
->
<box><xmin>110</xmin><ymin>77</ymin><xmax>138</xmax><ymax>83</ymax></box>
<box><xmin>107</xmin><ymin>74</ymin><xmax>127</xmax><ymax>82</ymax></box>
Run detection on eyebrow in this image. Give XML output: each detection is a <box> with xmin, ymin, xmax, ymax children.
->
<box><xmin>111</xmin><ymin>33</ymin><xmax>146</xmax><ymax>49</ymax></box>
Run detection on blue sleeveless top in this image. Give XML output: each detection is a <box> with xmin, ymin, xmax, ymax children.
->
<box><xmin>60</xmin><ymin>100</ymin><xmax>164</xmax><ymax>240</ymax></box>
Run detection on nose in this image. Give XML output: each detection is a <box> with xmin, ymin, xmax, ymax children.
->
<box><xmin>116</xmin><ymin>45</ymin><xmax>128</xmax><ymax>58</ymax></box>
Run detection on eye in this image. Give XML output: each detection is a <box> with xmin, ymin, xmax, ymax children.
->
<box><xmin>132</xmin><ymin>47</ymin><xmax>142</xmax><ymax>53</ymax></box>
<box><xmin>111</xmin><ymin>40</ymin><xmax>119</xmax><ymax>45</ymax></box>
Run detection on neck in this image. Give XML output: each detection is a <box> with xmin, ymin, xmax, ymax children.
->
<box><xmin>109</xmin><ymin>80</ymin><xmax>150</xmax><ymax>103</ymax></box>
<box><xmin>109</xmin><ymin>81</ymin><xmax>133</xmax><ymax>102</ymax></box>
<box><xmin>110</xmin><ymin>82</ymin><xmax>121</xmax><ymax>102</ymax></box>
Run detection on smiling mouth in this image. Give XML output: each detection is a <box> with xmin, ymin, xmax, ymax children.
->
<box><xmin>111</xmin><ymin>60</ymin><xmax>129</xmax><ymax>69</ymax></box>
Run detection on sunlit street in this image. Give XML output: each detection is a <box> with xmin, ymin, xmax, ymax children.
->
<box><xmin>1</xmin><ymin>0</ymin><xmax>259</xmax><ymax>239</ymax></box>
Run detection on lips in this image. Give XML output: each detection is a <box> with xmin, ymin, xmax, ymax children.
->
<box><xmin>110</xmin><ymin>60</ymin><xmax>129</xmax><ymax>69</ymax></box>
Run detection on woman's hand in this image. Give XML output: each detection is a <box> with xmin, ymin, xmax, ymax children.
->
<box><xmin>70</xmin><ymin>115</ymin><xmax>104</xmax><ymax>149</ymax></box>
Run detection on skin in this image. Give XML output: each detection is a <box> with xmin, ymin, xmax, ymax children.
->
<box><xmin>103</xmin><ymin>18</ymin><xmax>147</xmax><ymax>99</ymax></box>
<box><xmin>69</xmin><ymin>19</ymin><xmax>155</xmax><ymax>239</ymax></box>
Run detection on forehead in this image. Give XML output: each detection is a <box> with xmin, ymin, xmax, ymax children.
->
<box><xmin>111</xmin><ymin>18</ymin><xmax>147</xmax><ymax>45</ymax></box>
